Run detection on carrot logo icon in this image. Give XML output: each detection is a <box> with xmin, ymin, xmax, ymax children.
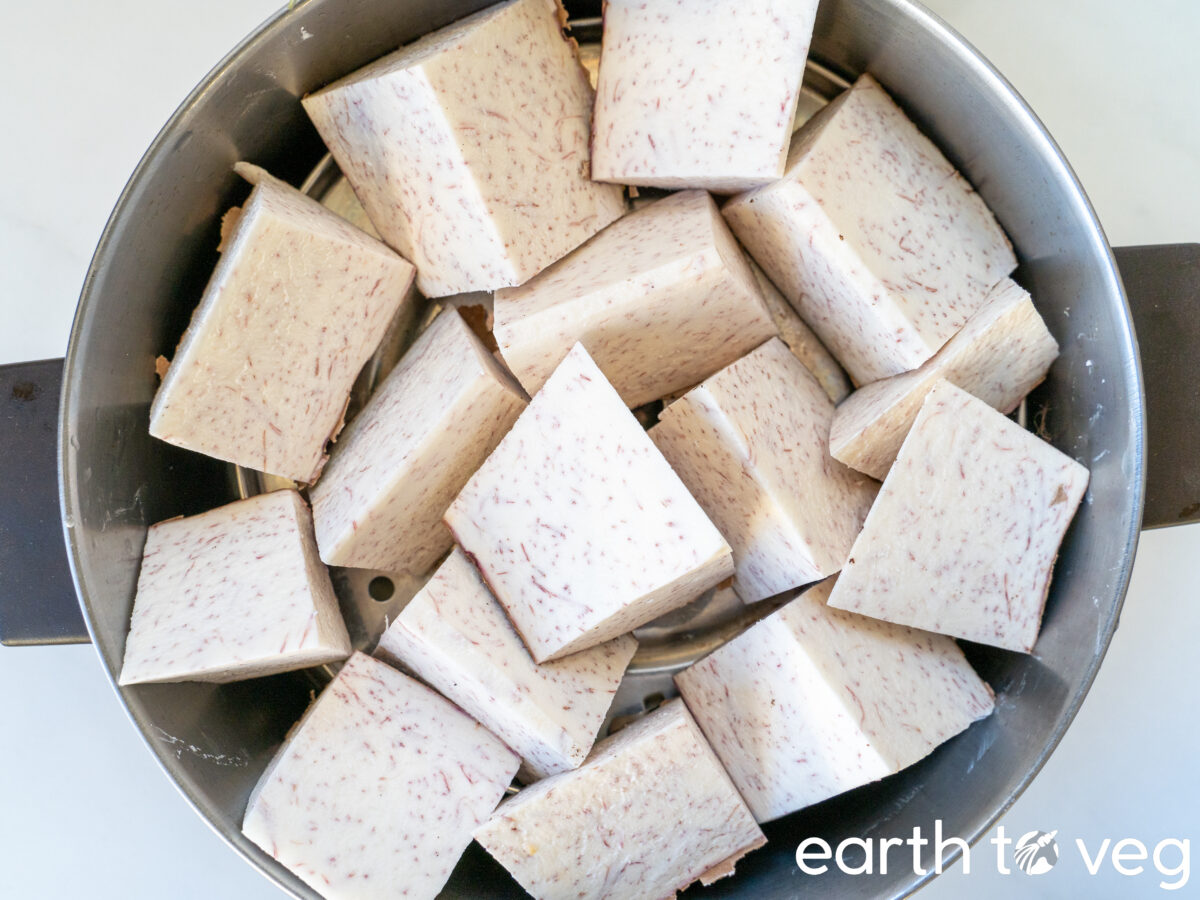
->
<box><xmin>1013</xmin><ymin>830</ymin><xmax>1059</xmax><ymax>875</ymax></box>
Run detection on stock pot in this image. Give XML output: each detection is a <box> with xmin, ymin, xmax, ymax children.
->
<box><xmin>1</xmin><ymin>0</ymin><xmax>1197</xmax><ymax>896</ymax></box>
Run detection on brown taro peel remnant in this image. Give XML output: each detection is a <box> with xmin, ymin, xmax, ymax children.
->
<box><xmin>149</xmin><ymin>163</ymin><xmax>416</xmax><ymax>484</ymax></box>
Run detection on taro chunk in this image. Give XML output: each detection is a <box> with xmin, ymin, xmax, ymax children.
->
<box><xmin>675</xmin><ymin>578</ymin><xmax>994</xmax><ymax>822</ymax></box>
<box><xmin>828</xmin><ymin>380</ymin><xmax>1089</xmax><ymax>652</ymax></box>
<box><xmin>591</xmin><ymin>0</ymin><xmax>819</xmax><ymax>193</ymax></box>
<box><xmin>723</xmin><ymin>74</ymin><xmax>1017</xmax><ymax>385</ymax></box>
<box><xmin>751</xmin><ymin>259</ymin><xmax>851</xmax><ymax>403</ymax></box>
<box><xmin>302</xmin><ymin>0</ymin><xmax>625</xmax><ymax>297</ymax></box>
<box><xmin>310</xmin><ymin>309</ymin><xmax>526</xmax><ymax>575</ymax></box>
<box><xmin>149</xmin><ymin>163</ymin><xmax>416</xmax><ymax>484</ymax></box>
<box><xmin>474</xmin><ymin>698</ymin><xmax>766</xmax><ymax>899</ymax></box>
<box><xmin>376</xmin><ymin>548</ymin><xmax>637</xmax><ymax>781</ymax></box>
<box><xmin>651</xmin><ymin>339</ymin><xmax>877</xmax><ymax>604</ymax></box>
<box><xmin>493</xmin><ymin>190</ymin><xmax>777</xmax><ymax>408</ymax></box>
<box><xmin>242</xmin><ymin>652</ymin><xmax>519</xmax><ymax>900</ymax></box>
<box><xmin>119</xmin><ymin>490</ymin><xmax>351</xmax><ymax>685</ymax></box>
<box><xmin>446</xmin><ymin>343</ymin><xmax>734</xmax><ymax>663</ymax></box>
<box><xmin>831</xmin><ymin>278</ymin><xmax>1059</xmax><ymax>480</ymax></box>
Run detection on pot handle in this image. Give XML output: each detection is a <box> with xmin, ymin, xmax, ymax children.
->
<box><xmin>1114</xmin><ymin>243</ymin><xmax>1200</xmax><ymax>530</ymax></box>
<box><xmin>0</xmin><ymin>358</ymin><xmax>89</xmax><ymax>645</ymax></box>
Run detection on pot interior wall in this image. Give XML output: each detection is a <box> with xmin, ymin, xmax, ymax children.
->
<box><xmin>60</xmin><ymin>0</ymin><xmax>1142</xmax><ymax>896</ymax></box>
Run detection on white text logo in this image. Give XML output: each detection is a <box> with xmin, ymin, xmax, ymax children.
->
<box><xmin>795</xmin><ymin>822</ymin><xmax>1190</xmax><ymax>890</ymax></box>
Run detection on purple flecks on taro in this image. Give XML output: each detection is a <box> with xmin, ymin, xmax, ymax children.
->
<box><xmin>749</xmin><ymin>259</ymin><xmax>852</xmax><ymax>404</ymax></box>
<box><xmin>831</xmin><ymin>277</ymin><xmax>1059</xmax><ymax>481</ymax></box>
<box><xmin>828</xmin><ymin>379</ymin><xmax>1090</xmax><ymax>653</ymax></box>
<box><xmin>446</xmin><ymin>343</ymin><xmax>733</xmax><ymax>663</ymax></box>
<box><xmin>723</xmin><ymin>73</ymin><xmax>1017</xmax><ymax>386</ymax></box>
<box><xmin>302</xmin><ymin>0</ymin><xmax>625</xmax><ymax>298</ymax></box>
<box><xmin>149</xmin><ymin>163</ymin><xmax>416</xmax><ymax>484</ymax></box>
<box><xmin>676</xmin><ymin>578</ymin><xmax>994</xmax><ymax>823</ymax></box>
<box><xmin>376</xmin><ymin>548</ymin><xmax>637</xmax><ymax>781</ymax></box>
<box><xmin>494</xmin><ymin>189</ymin><xmax>777</xmax><ymax>408</ymax></box>
<box><xmin>310</xmin><ymin>308</ymin><xmax>526</xmax><ymax>575</ymax></box>
<box><xmin>120</xmin><ymin>489</ymin><xmax>351</xmax><ymax>685</ymax></box>
<box><xmin>651</xmin><ymin>338</ymin><xmax>878</xmax><ymax>604</ymax></box>
<box><xmin>591</xmin><ymin>0</ymin><xmax>820</xmax><ymax>193</ymax></box>
<box><xmin>475</xmin><ymin>698</ymin><xmax>765</xmax><ymax>899</ymax></box>
<box><xmin>243</xmin><ymin>652</ymin><xmax>520</xmax><ymax>900</ymax></box>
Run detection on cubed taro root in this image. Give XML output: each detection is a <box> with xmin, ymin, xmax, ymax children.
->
<box><xmin>831</xmin><ymin>277</ymin><xmax>1059</xmax><ymax>481</ymax></box>
<box><xmin>590</xmin><ymin>0</ymin><xmax>819</xmax><ymax>193</ymax></box>
<box><xmin>302</xmin><ymin>0</ymin><xmax>625</xmax><ymax>297</ymax></box>
<box><xmin>119</xmin><ymin>490</ymin><xmax>350</xmax><ymax>685</ymax></box>
<box><xmin>376</xmin><ymin>548</ymin><xmax>637</xmax><ymax>781</ymax></box>
<box><xmin>675</xmin><ymin>578</ymin><xmax>994</xmax><ymax>822</ymax></box>
<box><xmin>242</xmin><ymin>652</ymin><xmax>520</xmax><ymax>900</ymax></box>
<box><xmin>493</xmin><ymin>189</ymin><xmax>777</xmax><ymax>408</ymax></box>
<box><xmin>148</xmin><ymin>163</ymin><xmax>416</xmax><ymax>483</ymax></box>
<box><xmin>474</xmin><ymin>698</ymin><xmax>766</xmax><ymax>899</ymax></box>
<box><xmin>723</xmin><ymin>74</ymin><xmax>1017</xmax><ymax>386</ymax></box>
<box><xmin>750</xmin><ymin>259</ymin><xmax>851</xmax><ymax>404</ymax></box>
<box><xmin>446</xmin><ymin>343</ymin><xmax>734</xmax><ymax>663</ymax></box>
<box><xmin>310</xmin><ymin>308</ymin><xmax>527</xmax><ymax>576</ymax></box>
<box><xmin>828</xmin><ymin>379</ymin><xmax>1090</xmax><ymax>652</ymax></box>
<box><xmin>651</xmin><ymin>338</ymin><xmax>878</xmax><ymax>604</ymax></box>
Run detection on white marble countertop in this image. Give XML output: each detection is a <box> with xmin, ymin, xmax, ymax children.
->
<box><xmin>1</xmin><ymin>1</ymin><xmax>1197</xmax><ymax>897</ymax></box>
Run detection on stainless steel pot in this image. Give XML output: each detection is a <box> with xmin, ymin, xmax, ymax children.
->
<box><xmin>1</xmin><ymin>0</ymin><xmax>1197</xmax><ymax>896</ymax></box>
